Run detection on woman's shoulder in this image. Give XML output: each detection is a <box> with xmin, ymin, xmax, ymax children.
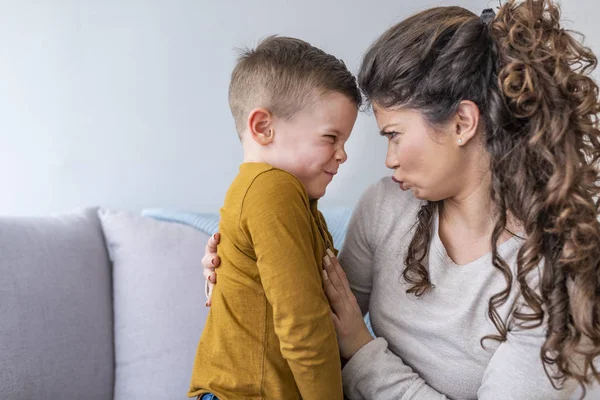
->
<box><xmin>352</xmin><ymin>177</ymin><xmax>424</xmax><ymax>244</ymax></box>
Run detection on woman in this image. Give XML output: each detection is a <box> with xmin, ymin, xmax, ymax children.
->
<box><xmin>204</xmin><ymin>1</ymin><xmax>600</xmax><ymax>398</ymax></box>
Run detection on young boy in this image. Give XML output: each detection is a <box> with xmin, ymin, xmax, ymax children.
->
<box><xmin>188</xmin><ymin>36</ymin><xmax>361</xmax><ymax>400</ymax></box>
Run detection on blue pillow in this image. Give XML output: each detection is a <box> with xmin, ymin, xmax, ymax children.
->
<box><xmin>365</xmin><ymin>313</ymin><xmax>375</xmax><ymax>338</ymax></box>
<box><xmin>141</xmin><ymin>207</ymin><xmax>353</xmax><ymax>249</ymax></box>
<box><xmin>141</xmin><ymin>210</ymin><xmax>220</xmax><ymax>237</ymax></box>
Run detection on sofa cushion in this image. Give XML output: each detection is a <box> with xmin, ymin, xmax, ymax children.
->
<box><xmin>98</xmin><ymin>210</ymin><xmax>210</xmax><ymax>400</ymax></box>
<box><xmin>0</xmin><ymin>208</ymin><xmax>114</xmax><ymax>400</ymax></box>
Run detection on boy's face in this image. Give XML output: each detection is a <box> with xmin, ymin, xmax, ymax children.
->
<box><xmin>269</xmin><ymin>92</ymin><xmax>358</xmax><ymax>199</ymax></box>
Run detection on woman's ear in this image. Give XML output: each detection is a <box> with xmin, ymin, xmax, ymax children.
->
<box><xmin>247</xmin><ymin>108</ymin><xmax>275</xmax><ymax>146</ymax></box>
<box><xmin>454</xmin><ymin>100</ymin><xmax>480</xmax><ymax>147</ymax></box>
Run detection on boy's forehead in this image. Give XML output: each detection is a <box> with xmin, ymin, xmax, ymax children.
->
<box><xmin>281</xmin><ymin>90</ymin><xmax>357</xmax><ymax>127</ymax></box>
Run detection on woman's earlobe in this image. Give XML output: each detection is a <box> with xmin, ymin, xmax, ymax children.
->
<box><xmin>454</xmin><ymin>100</ymin><xmax>480</xmax><ymax>146</ymax></box>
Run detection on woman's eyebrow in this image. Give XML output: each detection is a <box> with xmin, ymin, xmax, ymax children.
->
<box><xmin>379</xmin><ymin>124</ymin><xmax>399</xmax><ymax>135</ymax></box>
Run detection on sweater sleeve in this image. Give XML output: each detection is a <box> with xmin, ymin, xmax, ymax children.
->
<box><xmin>342</xmin><ymin>337</ymin><xmax>448</xmax><ymax>399</ymax></box>
<box><xmin>338</xmin><ymin>181</ymin><xmax>380</xmax><ymax>315</ymax></box>
<box><xmin>339</xmin><ymin>181</ymin><xmax>446</xmax><ymax>399</ymax></box>
<box><xmin>240</xmin><ymin>169</ymin><xmax>343</xmax><ymax>400</ymax></box>
<box><xmin>342</xmin><ymin>329</ymin><xmax>577</xmax><ymax>400</ymax></box>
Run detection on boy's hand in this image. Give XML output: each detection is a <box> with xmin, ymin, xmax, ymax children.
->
<box><xmin>202</xmin><ymin>233</ymin><xmax>221</xmax><ymax>307</ymax></box>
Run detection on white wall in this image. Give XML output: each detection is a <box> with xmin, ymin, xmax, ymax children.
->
<box><xmin>0</xmin><ymin>0</ymin><xmax>597</xmax><ymax>216</ymax></box>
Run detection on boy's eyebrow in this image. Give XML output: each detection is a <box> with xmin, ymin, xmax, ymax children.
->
<box><xmin>325</xmin><ymin>128</ymin><xmax>345</xmax><ymax>136</ymax></box>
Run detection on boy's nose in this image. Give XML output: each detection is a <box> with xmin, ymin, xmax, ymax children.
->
<box><xmin>336</xmin><ymin>148</ymin><xmax>347</xmax><ymax>164</ymax></box>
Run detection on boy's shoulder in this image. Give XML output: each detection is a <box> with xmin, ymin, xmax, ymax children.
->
<box><xmin>238</xmin><ymin>163</ymin><xmax>306</xmax><ymax>197</ymax></box>
<box><xmin>226</xmin><ymin>163</ymin><xmax>309</xmax><ymax>211</ymax></box>
<box><xmin>230</xmin><ymin>164</ymin><xmax>311</xmax><ymax>228</ymax></box>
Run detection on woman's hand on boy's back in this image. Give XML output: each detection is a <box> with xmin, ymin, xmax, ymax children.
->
<box><xmin>202</xmin><ymin>233</ymin><xmax>221</xmax><ymax>307</ymax></box>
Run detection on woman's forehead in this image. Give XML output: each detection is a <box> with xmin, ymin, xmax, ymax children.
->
<box><xmin>374</xmin><ymin>106</ymin><xmax>420</xmax><ymax>123</ymax></box>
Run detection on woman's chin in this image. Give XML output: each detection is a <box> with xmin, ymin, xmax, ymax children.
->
<box><xmin>410</xmin><ymin>187</ymin><xmax>422</xmax><ymax>199</ymax></box>
<box><xmin>411</xmin><ymin>187</ymin><xmax>433</xmax><ymax>201</ymax></box>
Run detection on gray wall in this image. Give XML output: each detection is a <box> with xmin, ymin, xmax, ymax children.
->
<box><xmin>0</xmin><ymin>0</ymin><xmax>597</xmax><ymax>216</ymax></box>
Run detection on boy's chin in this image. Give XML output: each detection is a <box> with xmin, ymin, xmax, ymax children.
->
<box><xmin>307</xmin><ymin>188</ymin><xmax>326</xmax><ymax>200</ymax></box>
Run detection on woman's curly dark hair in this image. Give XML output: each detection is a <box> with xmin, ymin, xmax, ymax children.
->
<box><xmin>358</xmin><ymin>0</ymin><xmax>600</xmax><ymax>391</ymax></box>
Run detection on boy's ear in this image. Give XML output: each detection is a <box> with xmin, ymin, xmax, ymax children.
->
<box><xmin>247</xmin><ymin>107</ymin><xmax>275</xmax><ymax>146</ymax></box>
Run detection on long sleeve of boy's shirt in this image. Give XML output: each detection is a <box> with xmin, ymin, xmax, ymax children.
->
<box><xmin>239</xmin><ymin>168</ymin><xmax>343</xmax><ymax>400</ymax></box>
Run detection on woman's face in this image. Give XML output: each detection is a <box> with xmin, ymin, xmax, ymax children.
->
<box><xmin>374</xmin><ymin>104</ymin><xmax>467</xmax><ymax>201</ymax></box>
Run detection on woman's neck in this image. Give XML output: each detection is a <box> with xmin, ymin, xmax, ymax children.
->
<box><xmin>438</xmin><ymin>171</ymin><xmax>521</xmax><ymax>265</ymax></box>
<box><xmin>439</xmin><ymin>172</ymin><xmax>496</xmax><ymax>240</ymax></box>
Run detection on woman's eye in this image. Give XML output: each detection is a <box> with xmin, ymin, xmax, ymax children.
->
<box><xmin>324</xmin><ymin>135</ymin><xmax>337</xmax><ymax>142</ymax></box>
<box><xmin>385</xmin><ymin>131</ymin><xmax>398</xmax><ymax>140</ymax></box>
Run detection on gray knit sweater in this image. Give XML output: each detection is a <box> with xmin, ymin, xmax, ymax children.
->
<box><xmin>339</xmin><ymin>177</ymin><xmax>577</xmax><ymax>400</ymax></box>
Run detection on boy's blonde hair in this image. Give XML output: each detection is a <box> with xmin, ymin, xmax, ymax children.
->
<box><xmin>228</xmin><ymin>36</ymin><xmax>361</xmax><ymax>136</ymax></box>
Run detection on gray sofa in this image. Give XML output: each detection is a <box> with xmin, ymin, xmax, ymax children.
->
<box><xmin>1</xmin><ymin>208</ymin><xmax>210</xmax><ymax>400</ymax></box>
<box><xmin>1</xmin><ymin>208</ymin><xmax>597</xmax><ymax>399</ymax></box>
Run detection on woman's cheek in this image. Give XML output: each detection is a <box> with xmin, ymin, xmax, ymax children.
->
<box><xmin>395</xmin><ymin>143</ymin><xmax>412</xmax><ymax>170</ymax></box>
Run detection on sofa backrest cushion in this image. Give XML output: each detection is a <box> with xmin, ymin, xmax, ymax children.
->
<box><xmin>0</xmin><ymin>208</ymin><xmax>114</xmax><ymax>400</ymax></box>
<box><xmin>98</xmin><ymin>210</ymin><xmax>210</xmax><ymax>400</ymax></box>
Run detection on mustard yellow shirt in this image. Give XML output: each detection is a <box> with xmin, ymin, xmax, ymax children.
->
<box><xmin>188</xmin><ymin>163</ymin><xmax>343</xmax><ymax>400</ymax></box>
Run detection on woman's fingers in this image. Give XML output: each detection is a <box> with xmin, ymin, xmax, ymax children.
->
<box><xmin>323</xmin><ymin>267</ymin><xmax>342</xmax><ymax>306</ymax></box>
<box><xmin>323</xmin><ymin>271</ymin><xmax>343</xmax><ymax>335</ymax></box>
<box><xmin>203</xmin><ymin>267</ymin><xmax>216</xmax><ymax>283</ymax></box>
<box><xmin>202</xmin><ymin>233</ymin><xmax>221</xmax><ymax>282</ymax></box>
<box><xmin>323</xmin><ymin>255</ymin><xmax>346</xmax><ymax>305</ymax></box>
<box><xmin>329</xmin><ymin>309</ymin><xmax>342</xmax><ymax>333</ymax></box>
<box><xmin>202</xmin><ymin>233</ymin><xmax>221</xmax><ymax>267</ymax></box>
<box><xmin>202</xmin><ymin>233</ymin><xmax>221</xmax><ymax>307</ymax></box>
<box><xmin>204</xmin><ymin>276</ymin><xmax>215</xmax><ymax>307</ymax></box>
<box><xmin>323</xmin><ymin>250</ymin><xmax>374</xmax><ymax>358</ymax></box>
<box><xmin>202</xmin><ymin>254</ymin><xmax>220</xmax><ymax>273</ymax></box>
<box><xmin>207</xmin><ymin>232</ymin><xmax>220</xmax><ymax>253</ymax></box>
<box><xmin>327</xmin><ymin>249</ymin><xmax>352</xmax><ymax>296</ymax></box>
<box><xmin>324</xmin><ymin>250</ymin><xmax>353</xmax><ymax>298</ymax></box>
